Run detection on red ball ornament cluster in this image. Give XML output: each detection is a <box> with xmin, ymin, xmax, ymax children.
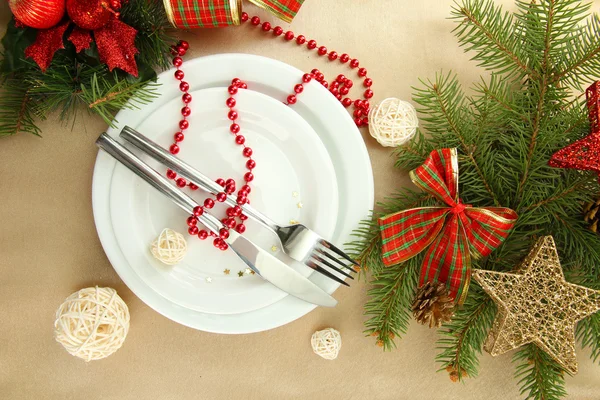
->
<box><xmin>241</xmin><ymin>12</ymin><xmax>373</xmax><ymax>127</ymax></box>
<box><xmin>166</xmin><ymin>41</ymin><xmax>255</xmax><ymax>251</ymax></box>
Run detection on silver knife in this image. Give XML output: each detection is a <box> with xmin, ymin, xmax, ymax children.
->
<box><xmin>96</xmin><ymin>133</ymin><xmax>337</xmax><ymax>307</ymax></box>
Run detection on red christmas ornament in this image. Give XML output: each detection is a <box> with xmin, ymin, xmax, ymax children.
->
<box><xmin>66</xmin><ymin>0</ymin><xmax>113</xmax><ymax>30</ymax></box>
<box><xmin>549</xmin><ymin>81</ymin><xmax>600</xmax><ymax>181</ymax></box>
<box><xmin>8</xmin><ymin>0</ymin><xmax>66</xmax><ymax>29</ymax></box>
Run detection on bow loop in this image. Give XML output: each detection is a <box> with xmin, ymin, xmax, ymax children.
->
<box><xmin>379</xmin><ymin>149</ymin><xmax>517</xmax><ymax>303</ymax></box>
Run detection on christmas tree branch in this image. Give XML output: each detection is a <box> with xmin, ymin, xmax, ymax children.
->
<box><xmin>0</xmin><ymin>79</ymin><xmax>40</xmax><ymax>137</ymax></box>
<box><xmin>514</xmin><ymin>345</ymin><xmax>567</xmax><ymax>400</ymax></box>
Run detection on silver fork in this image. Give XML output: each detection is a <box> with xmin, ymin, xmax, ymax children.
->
<box><xmin>120</xmin><ymin>126</ymin><xmax>358</xmax><ymax>286</ymax></box>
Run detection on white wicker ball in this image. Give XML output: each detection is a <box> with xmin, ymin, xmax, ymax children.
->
<box><xmin>368</xmin><ymin>98</ymin><xmax>419</xmax><ymax>147</ymax></box>
<box><xmin>150</xmin><ymin>228</ymin><xmax>187</xmax><ymax>265</ymax></box>
<box><xmin>54</xmin><ymin>287</ymin><xmax>130</xmax><ymax>362</ymax></box>
<box><xmin>311</xmin><ymin>328</ymin><xmax>342</xmax><ymax>360</ymax></box>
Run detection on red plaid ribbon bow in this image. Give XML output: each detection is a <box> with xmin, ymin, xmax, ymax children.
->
<box><xmin>379</xmin><ymin>148</ymin><xmax>518</xmax><ymax>303</ymax></box>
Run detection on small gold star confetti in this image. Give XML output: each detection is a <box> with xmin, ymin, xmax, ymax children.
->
<box><xmin>250</xmin><ymin>270</ymin><xmax>256</xmax><ymax>275</ymax></box>
<box><xmin>223</xmin><ymin>269</ymin><xmax>230</xmax><ymax>275</ymax></box>
<box><xmin>297</xmin><ymin>202</ymin><xmax>303</xmax><ymax>208</ymax></box>
<box><xmin>290</xmin><ymin>219</ymin><xmax>299</xmax><ymax>224</ymax></box>
<box><xmin>237</xmin><ymin>271</ymin><xmax>244</xmax><ymax>277</ymax></box>
<box><xmin>271</xmin><ymin>245</ymin><xmax>278</xmax><ymax>252</ymax></box>
<box><xmin>292</xmin><ymin>191</ymin><xmax>299</xmax><ymax>197</ymax></box>
<box><xmin>205</xmin><ymin>277</ymin><xmax>213</xmax><ymax>283</ymax></box>
<box><xmin>245</xmin><ymin>268</ymin><xmax>252</xmax><ymax>275</ymax></box>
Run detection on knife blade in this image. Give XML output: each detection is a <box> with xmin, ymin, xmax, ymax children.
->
<box><xmin>96</xmin><ymin>133</ymin><xmax>337</xmax><ymax>307</ymax></box>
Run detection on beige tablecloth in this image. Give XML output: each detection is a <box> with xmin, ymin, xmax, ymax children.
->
<box><xmin>1</xmin><ymin>1</ymin><xmax>599</xmax><ymax>399</ymax></box>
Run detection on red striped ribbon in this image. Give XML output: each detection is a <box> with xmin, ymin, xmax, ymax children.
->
<box><xmin>163</xmin><ymin>0</ymin><xmax>305</xmax><ymax>28</ymax></box>
<box><xmin>379</xmin><ymin>148</ymin><xmax>518</xmax><ymax>303</ymax></box>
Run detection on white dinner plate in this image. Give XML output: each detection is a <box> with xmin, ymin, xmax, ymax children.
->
<box><xmin>92</xmin><ymin>53</ymin><xmax>374</xmax><ymax>333</ymax></box>
<box><xmin>109</xmin><ymin>87</ymin><xmax>338</xmax><ymax>315</ymax></box>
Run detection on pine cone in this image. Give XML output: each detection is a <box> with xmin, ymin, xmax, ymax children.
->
<box><xmin>412</xmin><ymin>281</ymin><xmax>455</xmax><ymax>328</ymax></box>
<box><xmin>583</xmin><ymin>195</ymin><xmax>600</xmax><ymax>233</ymax></box>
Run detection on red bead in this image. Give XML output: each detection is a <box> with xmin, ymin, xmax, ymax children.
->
<box><xmin>353</xmin><ymin>109</ymin><xmax>363</xmax><ymax>118</ymax></box>
<box><xmin>187</xmin><ymin>216</ymin><xmax>198</xmax><ymax>227</ymax></box>
<box><xmin>226</xmin><ymin>97</ymin><xmax>236</xmax><ymax>108</ymax></box>
<box><xmin>215</xmin><ymin>178</ymin><xmax>225</xmax><ymax>187</ymax></box>
<box><xmin>173</xmin><ymin>57</ymin><xmax>182</xmax><ymax>67</ymax></box>
<box><xmin>219</xmin><ymin>228</ymin><xmax>230</xmax><ymax>239</ymax></box>
<box><xmin>176</xmin><ymin>177</ymin><xmax>186</xmax><ymax>187</ymax></box>
<box><xmin>362</xmin><ymin>117</ymin><xmax>369</xmax><ymax>126</ymax></box>
<box><xmin>362</xmin><ymin>100</ymin><xmax>370</xmax><ymax>110</ymax></box>
<box><xmin>220</xmin><ymin>243</ymin><xmax>229</xmax><ymax>251</ymax></box>
<box><xmin>342</xmin><ymin>98</ymin><xmax>352</xmax><ymax>107</ymax></box>
<box><xmin>177</xmin><ymin>46</ymin><xmax>187</xmax><ymax>56</ymax></box>
<box><xmin>166</xmin><ymin>169</ymin><xmax>177</xmax><ymax>179</ymax></box>
<box><xmin>174</xmin><ymin>132</ymin><xmax>184</xmax><ymax>142</ymax></box>
<box><xmin>228</xmin><ymin>85</ymin><xmax>238</xmax><ymax>95</ymax></box>
<box><xmin>231</xmin><ymin>78</ymin><xmax>241</xmax><ymax>86</ymax></box>
<box><xmin>328</xmin><ymin>51</ymin><xmax>338</xmax><ymax>61</ymax></box>
<box><xmin>284</xmin><ymin>31</ymin><xmax>294</xmax><ymax>40</ymax></box>
<box><xmin>344</xmin><ymin>79</ymin><xmax>353</xmax><ymax>88</ymax></box>
<box><xmin>336</xmin><ymin>74</ymin><xmax>346</xmax><ymax>83</ymax></box>
<box><xmin>354</xmin><ymin>99</ymin><xmax>363</xmax><ymax>108</ymax></box>
<box><xmin>238</xmin><ymin>189</ymin><xmax>248</xmax><ymax>197</ymax></box>
<box><xmin>350</xmin><ymin>59</ymin><xmax>359</xmax><ymax>68</ymax></box>
<box><xmin>302</xmin><ymin>73</ymin><xmax>312</xmax><ymax>83</ymax></box>
<box><xmin>228</xmin><ymin>110</ymin><xmax>238</xmax><ymax>120</ymax></box>
<box><xmin>225</xmin><ymin>183</ymin><xmax>236</xmax><ymax>194</ymax></box>
<box><xmin>181</xmin><ymin>106</ymin><xmax>191</xmax><ymax>117</ymax></box>
<box><xmin>315</xmin><ymin>72</ymin><xmax>324</xmax><ymax>82</ymax></box>
<box><xmin>364</xmin><ymin>78</ymin><xmax>373</xmax><ymax>87</ymax></box>
<box><xmin>311</xmin><ymin>68</ymin><xmax>320</xmax><ymax>75</ymax></box>
<box><xmin>329</xmin><ymin>88</ymin><xmax>339</xmax><ymax>96</ymax></box>
<box><xmin>331</xmin><ymin>81</ymin><xmax>340</xmax><ymax>89</ymax></box>
<box><xmin>216</xmin><ymin>192</ymin><xmax>227</xmax><ymax>202</ymax></box>
<box><xmin>210</xmin><ymin>231</ymin><xmax>217</xmax><ymax>237</ymax></box>
<box><xmin>225</xmin><ymin>178</ymin><xmax>235</xmax><ymax>186</ymax></box>
<box><xmin>240</xmin><ymin>213</ymin><xmax>248</xmax><ymax>221</ymax></box>
<box><xmin>225</xmin><ymin>218</ymin><xmax>237</xmax><ymax>228</ymax></box>
<box><xmin>296</xmin><ymin>35</ymin><xmax>306</xmax><ymax>45</ymax></box>
<box><xmin>239</xmin><ymin>83</ymin><xmax>248</xmax><ymax>89</ymax></box>
<box><xmin>340</xmin><ymin>86</ymin><xmax>349</xmax><ymax>95</ymax></box>
<box><xmin>230</xmin><ymin>123</ymin><xmax>240</xmax><ymax>134</ymax></box>
<box><xmin>246</xmin><ymin>159</ymin><xmax>256</xmax><ymax>169</ymax></box>
<box><xmin>235</xmin><ymin>224</ymin><xmax>246</xmax><ymax>233</ymax></box>
<box><xmin>193</xmin><ymin>205</ymin><xmax>204</xmax><ymax>216</ymax></box>
<box><xmin>307</xmin><ymin>40</ymin><xmax>317</xmax><ymax>49</ymax></box>
<box><xmin>241</xmin><ymin>12</ymin><xmax>249</xmax><ymax>22</ymax></box>
<box><xmin>179</xmin><ymin>40</ymin><xmax>189</xmax><ymax>50</ymax></box>
<box><xmin>243</xmin><ymin>147</ymin><xmax>253</xmax><ymax>157</ymax></box>
<box><xmin>251</xmin><ymin>16</ymin><xmax>260</xmax><ymax>25</ymax></box>
<box><xmin>182</xmin><ymin>93</ymin><xmax>192</xmax><ymax>103</ymax></box>
<box><xmin>236</xmin><ymin>195</ymin><xmax>247</xmax><ymax>205</ymax></box>
<box><xmin>232</xmin><ymin>205</ymin><xmax>242</xmax><ymax>216</ymax></box>
<box><xmin>358</xmin><ymin>68</ymin><xmax>367</xmax><ymax>77</ymax></box>
<box><xmin>294</xmin><ymin>84</ymin><xmax>304</xmax><ymax>94</ymax></box>
<box><xmin>317</xmin><ymin>46</ymin><xmax>327</xmax><ymax>56</ymax></box>
<box><xmin>188</xmin><ymin>226</ymin><xmax>199</xmax><ymax>235</ymax></box>
<box><xmin>241</xmin><ymin>184</ymin><xmax>251</xmax><ymax>194</ymax></box>
<box><xmin>179</xmin><ymin>120</ymin><xmax>189</xmax><ymax>130</ymax></box>
<box><xmin>189</xmin><ymin>183</ymin><xmax>199</xmax><ymax>190</ymax></box>
<box><xmin>364</xmin><ymin>89</ymin><xmax>374</xmax><ymax>99</ymax></box>
<box><xmin>226</xmin><ymin>207</ymin><xmax>235</xmax><ymax>217</ymax></box>
<box><xmin>244</xmin><ymin>172</ymin><xmax>254</xmax><ymax>182</ymax></box>
<box><xmin>287</xmin><ymin>95</ymin><xmax>297</xmax><ymax>105</ymax></box>
<box><xmin>335</xmin><ymin>93</ymin><xmax>342</xmax><ymax>100</ymax></box>
<box><xmin>340</xmin><ymin>53</ymin><xmax>349</xmax><ymax>63</ymax></box>
<box><xmin>213</xmin><ymin>238</ymin><xmax>223</xmax><ymax>248</ymax></box>
<box><xmin>179</xmin><ymin>81</ymin><xmax>189</xmax><ymax>92</ymax></box>
<box><xmin>273</xmin><ymin>26</ymin><xmax>283</xmax><ymax>36</ymax></box>
<box><xmin>355</xmin><ymin>117</ymin><xmax>364</xmax><ymax>127</ymax></box>
<box><xmin>321</xmin><ymin>81</ymin><xmax>329</xmax><ymax>89</ymax></box>
<box><xmin>235</xmin><ymin>135</ymin><xmax>245</xmax><ymax>145</ymax></box>
<box><xmin>261</xmin><ymin>21</ymin><xmax>271</xmax><ymax>31</ymax></box>
<box><xmin>174</xmin><ymin>70</ymin><xmax>184</xmax><ymax>80</ymax></box>
<box><xmin>198</xmin><ymin>230</ymin><xmax>208</xmax><ymax>240</ymax></box>
<box><xmin>170</xmin><ymin>144</ymin><xmax>180</xmax><ymax>154</ymax></box>
<box><xmin>204</xmin><ymin>198</ymin><xmax>215</xmax><ymax>209</ymax></box>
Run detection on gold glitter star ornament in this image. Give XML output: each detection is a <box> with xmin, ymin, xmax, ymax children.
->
<box><xmin>472</xmin><ymin>236</ymin><xmax>600</xmax><ymax>374</ymax></box>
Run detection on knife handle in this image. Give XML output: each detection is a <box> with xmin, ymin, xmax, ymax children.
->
<box><xmin>96</xmin><ymin>133</ymin><xmax>224</xmax><ymax>236</ymax></box>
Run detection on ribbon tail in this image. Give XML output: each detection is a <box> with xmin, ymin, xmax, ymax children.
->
<box><xmin>247</xmin><ymin>0</ymin><xmax>305</xmax><ymax>23</ymax></box>
<box><xmin>421</xmin><ymin>214</ymin><xmax>471</xmax><ymax>303</ymax></box>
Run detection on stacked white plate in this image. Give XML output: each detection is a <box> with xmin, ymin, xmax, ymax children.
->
<box><xmin>92</xmin><ymin>54</ymin><xmax>374</xmax><ymax>334</ymax></box>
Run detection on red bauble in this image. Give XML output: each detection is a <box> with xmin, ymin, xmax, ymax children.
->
<box><xmin>9</xmin><ymin>0</ymin><xmax>66</xmax><ymax>29</ymax></box>
<box><xmin>66</xmin><ymin>0</ymin><xmax>112</xmax><ymax>30</ymax></box>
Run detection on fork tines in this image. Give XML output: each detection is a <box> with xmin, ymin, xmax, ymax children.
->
<box><xmin>307</xmin><ymin>241</ymin><xmax>358</xmax><ymax>286</ymax></box>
